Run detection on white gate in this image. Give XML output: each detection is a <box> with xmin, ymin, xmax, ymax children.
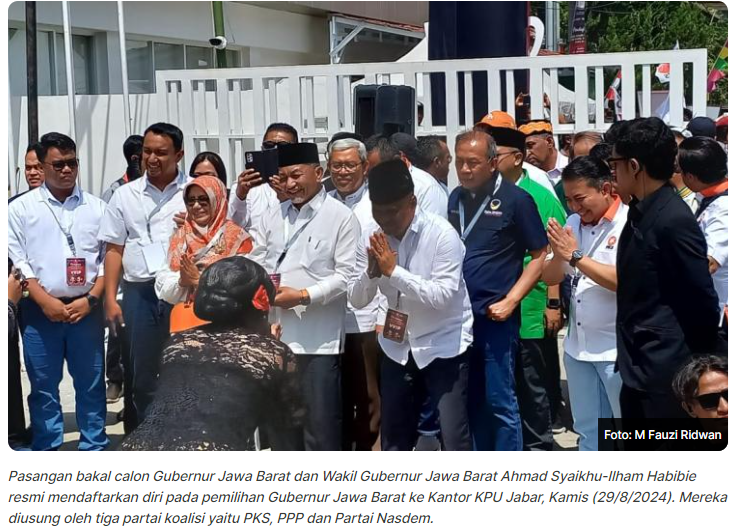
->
<box><xmin>151</xmin><ymin>49</ymin><xmax>707</xmax><ymax>187</ymax></box>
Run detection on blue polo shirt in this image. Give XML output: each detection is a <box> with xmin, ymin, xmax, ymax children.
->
<box><xmin>448</xmin><ymin>175</ymin><xmax>548</xmax><ymax>316</ymax></box>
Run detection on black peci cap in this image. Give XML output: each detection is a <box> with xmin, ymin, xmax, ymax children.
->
<box><xmin>368</xmin><ymin>159</ymin><xmax>414</xmax><ymax>205</ymax></box>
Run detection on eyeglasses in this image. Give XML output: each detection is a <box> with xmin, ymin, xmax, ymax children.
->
<box><xmin>262</xmin><ymin>140</ymin><xmax>290</xmax><ymax>150</ymax></box>
<box><xmin>329</xmin><ymin>162</ymin><xmax>362</xmax><ymax>172</ymax></box>
<box><xmin>694</xmin><ymin>390</ymin><xmax>728</xmax><ymax>410</ymax></box>
<box><xmin>185</xmin><ymin>196</ymin><xmax>210</xmax><ymax>207</ymax></box>
<box><xmin>46</xmin><ymin>158</ymin><xmax>79</xmax><ymax>172</ymax></box>
<box><xmin>606</xmin><ymin>157</ymin><xmax>628</xmax><ymax>171</ymax></box>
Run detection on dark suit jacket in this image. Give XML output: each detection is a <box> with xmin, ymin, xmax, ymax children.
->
<box><xmin>616</xmin><ymin>184</ymin><xmax>721</xmax><ymax>393</ymax></box>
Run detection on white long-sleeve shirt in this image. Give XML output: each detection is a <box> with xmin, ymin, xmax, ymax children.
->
<box><xmin>349</xmin><ymin>209</ymin><xmax>474</xmax><ymax>369</ymax></box>
<box><xmin>410</xmin><ymin>165</ymin><xmax>448</xmax><ymax>218</ymax></box>
<box><xmin>8</xmin><ymin>185</ymin><xmax>107</xmax><ymax>298</ymax></box>
<box><xmin>227</xmin><ymin>181</ymin><xmax>280</xmax><ymax>241</ymax></box>
<box><xmin>328</xmin><ymin>183</ymin><xmax>384</xmax><ymax>333</ymax></box>
<box><xmin>249</xmin><ymin>187</ymin><xmax>360</xmax><ymax>354</ymax></box>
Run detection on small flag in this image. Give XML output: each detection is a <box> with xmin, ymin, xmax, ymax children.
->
<box><xmin>707</xmin><ymin>40</ymin><xmax>728</xmax><ymax>93</ymax></box>
<box><xmin>655</xmin><ymin>41</ymin><xmax>679</xmax><ymax>84</ymax></box>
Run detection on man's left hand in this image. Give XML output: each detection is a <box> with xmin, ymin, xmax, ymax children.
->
<box><xmin>369</xmin><ymin>232</ymin><xmax>397</xmax><ymax>277</ymax></box>
<box><xmin>274</xmin><ymin>286</ymin><xmax>304</xmax><ymax>309</ymax></box>
<box><xmin>66</xmin><ymin>297</ymin><xmax>91</xmax><ymax>324</ymax></box>
<box><xmin>544</xmin><ymin>307</ymin><xmax>564</xmax><ymax>336</ymax></box>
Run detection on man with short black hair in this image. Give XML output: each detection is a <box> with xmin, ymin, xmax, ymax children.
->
<box><xmin>672</xmin><ymin>355</ymin><xmax>728</xmax><ymax>420</ymax></box>
<box><xmin>415</xmin><ymin>135</ymin><xmax>452</xmax><ymax>193</ymax></box>
<box><xmin>611</xmin><ymin>117</ymin><xmax>720</xmax><ymax>419</ymax></box>
<box><xmin>543</xmin><ymin>156</ymin><xmax>627</xmax><ymax>450</ymax></box>
<box><xmin>678</xmin><ymin>136</ymin><xmax>728</xmax><ymax>324</ymax></box>
<box><xmin>101</xmin><ymin>135</ymin><xmax>144</xmax><ymax>203</ymax></box>
<box><xmin>10</xmin><ymin>143</ymin><xmax>45</xmax><ymax>203</ymax></box>
<box><xmin>9</xmin><ymin>132</ymin><xmax>108</xmax><ymax>450</ymax></box>
<box><xmin>99</xmin><ymin>122</ymin><xmax>190</xmax><ymax>431</ymax></box>
<box><xmin>670</xmin><ymin>130</ymin><xmax>698</xmax><ymax>213</ymax></box>
<box><xmin>365</xmin><ymin>133</ymin><xmax>448</xmax><ymax>218</ymax></box>
<box><xmin>349</xmin><ymin>159</ymin><xmax>474</xmax><ymax>451</ymax></box>
<box><xmin>228</xmin><ymin>123</ymin><xmax>298</xmax><ymax>237</ymax></box>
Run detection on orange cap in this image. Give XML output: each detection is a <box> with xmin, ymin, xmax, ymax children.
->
<box><xmin>476</xmin><ymin>111</ymin><xmax>517</xmax><ymax>130</ymax></box>
<box><xmin>518</xmin><ymin>120</ymin><xmax>554</xmax><ymax>136</ymax></box>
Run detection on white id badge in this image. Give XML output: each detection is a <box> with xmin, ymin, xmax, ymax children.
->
<box><xmin>141</xmin><ymin>242</ymin><xmax>167</xmax><ymax>274</ymax></box>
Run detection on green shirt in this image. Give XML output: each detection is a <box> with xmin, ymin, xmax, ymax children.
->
<box><xmin>517</xmin><ymin>171</ymin><xmax>567</xmax><ymax>339</ymax></box>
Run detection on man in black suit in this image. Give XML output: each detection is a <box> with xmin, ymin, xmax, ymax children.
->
<box><xmin>609</xmin><ymin>118</ymin><xmax>721</xmax><ymax>419</ymax></box>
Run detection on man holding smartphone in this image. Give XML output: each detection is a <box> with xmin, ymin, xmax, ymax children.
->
<box><xmin>228</xmin><ymin>122</ymin><xmax>298</xmax><ymax>237</ymax></box>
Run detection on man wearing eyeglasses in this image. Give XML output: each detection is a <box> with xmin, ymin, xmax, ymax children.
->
<box><xmin>326</xmin><ymin>137</ymin><xmax>383</xmax><ymax>450</ymax></box>
<box><xmin>611</xmin><ymin>117</ymin><xmax>721</xmax><ymax>420</ymax></box>
<box><xmin>8</xmin><ymin>132</ymin><xmax>109</xmax><ymax>451</ymax></box>
<box><xmin>449</xmin><ymin>130</ymin><xmax>548</xmax><ymax>451</ymax></box>
<box><xmin>228</xmin><ymin>122</ymin><xmax>298</xmax><ymax>236</ymax></box>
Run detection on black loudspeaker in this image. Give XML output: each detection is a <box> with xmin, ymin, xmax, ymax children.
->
<box><xmin>354</xmin><ymin>85</ymin><xmax>416</xmax><ymax>139</ymax></box>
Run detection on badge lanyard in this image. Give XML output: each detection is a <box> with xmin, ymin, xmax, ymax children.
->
<box><xmin>458</xmin><ymin>176</ymin><xmax>501</xmax><ymax>241</ymax></box>
<box><xmin>275</xmin><ymin>211</ymin><xmax>318</xmax><ymax>272</ymax></box>
<box><xmin>142</xmin><ymin>184</ymin><xmax>180</xmax><ymax>243</ymax></box>
<box><xmin>42</xmin><ymin>201</ymin><xmax>78</xmax><ymax>256</ymax></box>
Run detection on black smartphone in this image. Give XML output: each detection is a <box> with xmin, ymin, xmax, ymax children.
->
<box><xmin>523</xmin><ymin>94</ymin><xmax>531</xmax><ymax>107</ymax></box>
<box><xmin>245</xmin><ymin>149</ymin><xmax>279</xmax><ymax>184</ymax></box>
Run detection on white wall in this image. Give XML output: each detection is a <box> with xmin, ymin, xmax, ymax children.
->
<box><xmin>9</xmin><ymin>94</ymin><xmax>163</xmax><ymax>197</ymax></box>
<box><xmin>8</xmin><ymin>1</ymin><xmax>330</xmax><ymax>95</ymax></box>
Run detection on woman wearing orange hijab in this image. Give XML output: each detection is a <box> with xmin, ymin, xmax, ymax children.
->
<box><xmin>155</xmin><ymin>176</ymin><xmax>252</xmax><ymax>313</ymax></box>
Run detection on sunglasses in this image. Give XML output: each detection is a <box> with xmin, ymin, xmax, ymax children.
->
<box><xmin>694</xmin><ymin>389</ymin><xmax>728</xmax><ymax>410</ymax></box>
<box><xmin>47</xmin><ymin>158</ymin><xmax>79</xmax><ymax>172</ymax></box>
<box><xmin>262</xmin><ymin>140</ymin><xmax>290</xmax><ymax>150</ymax></box>
<box><xmin>185</xmin><ymin>196</ymin><xmax>210</xmax><ymax>207</ymax></box>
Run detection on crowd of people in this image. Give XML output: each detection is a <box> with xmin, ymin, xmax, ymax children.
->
<box><xmin>7</xmin><ymin>109</ymin><xmax>728</xmax><ymax>451</ymax></box>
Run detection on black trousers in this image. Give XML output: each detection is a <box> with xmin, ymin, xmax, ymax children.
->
<box><xmin>106</xmin><ymin>329</ymin><xmax>125</xmax><ymax>386</ymax></box>
<box><xmin>341</xmin><ymin>333</ymin><xmax>381</xmax><ymax>451</ymax></box>
<box><xmin>620</xmin><ymin>384</ymin><xmax>689</xmax><ymax>420</ymax></box>
<box><xmin>8</xmin><ymin>331</ymin><xmax>28</xmax><ymax>447</ymax></box>
<box><xmin>516</xmin><ymin>339</ymin><xmax>553</xmax><ymax>451</ymax></box>
<box><xmin>297</xmin><ymin>354</ymin><xmax>342</xmax><ymax>451</ymax></box>
<box><xmin>540</xmin><ymin>335</ymin><xmax>563</xmax><ymax>421</ymax></box>
<box><xmin>381</xmin><ymin>352</ymin><xmax>472</xmax><ymax>451</ymax></box>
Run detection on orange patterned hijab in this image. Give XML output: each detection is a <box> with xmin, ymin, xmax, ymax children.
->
<box><xmin>168</xmin><ymin>176</ymin><xmax>252</xmax><ymax>271</ymax></box>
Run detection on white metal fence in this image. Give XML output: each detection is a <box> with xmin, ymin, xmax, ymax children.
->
<box><xmin>8</xmin><ymin>49</ymin><xmax>708</xmax><ymax>195</ymax></box>
<box><xmin>155</xmin><ymin>49</ymin><xmax>707</xmax><ymax>189</ymax></box>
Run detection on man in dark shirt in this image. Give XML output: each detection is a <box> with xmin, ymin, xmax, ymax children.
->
<box><xmin>610</xmin><ymin>117</ymin><xmax>721</xmax><ymax>419</ymax></box>
<box><xmin>448</xmin><ymin>130</ymin><xmax>548</xmax><ymax>450</ymax></box>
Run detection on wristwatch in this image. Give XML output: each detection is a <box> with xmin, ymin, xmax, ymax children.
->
<box><xmin>85</xmin><ymin>294</ymin><xmax>99</xmax><ymax>308</ymax></box>
<box><xmin>569</xmin><ymin>249</ymin><xmax>584</xmax><ymax>268</ymax></box>
<box><xmin>546</xmin><ymin>299</ymin><xmax>561</xmax><ymax>310</ymax></box>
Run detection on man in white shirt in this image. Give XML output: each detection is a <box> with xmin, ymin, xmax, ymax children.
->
<box><xmin>349</xmin><ymin>159</ymin><xmax>474</xmax><ymax>451</ymax></box>
<box><xmin>415</xmin><ymin>135</ymin><xmax>452</xmax><ymax>195</ymax></box>
<box><xmin>249</xmin><ymin>142</ymin><xmax>359</xmax><ymax>450</ymax></box>
<box><xmin>227</xmin><ymin>123</ymin><xmax>297</xmax><ymax>236</ymax></box>
<box><xmin>365</xmin><ymin>133</ymin><xmax>448</xmax><ymax>218</ymax></box>
<box><xmin>326</xmin><ymin>137</ymin><xmax>382</xmax><ymax>450</ymax></box>
<box><xmin>8</xmin><ymin>133</ymin><xmax>108</xmax><ymax>451</ymax></box>
<box><xmin>98</xmin><ymin>122</ymin><xmax>190</xmax><ymax>432</ymax></box>
<box><xmin>519</xmin><ymin>120</ymin><xmax>569</xmax><ymax>186</ymax></box>
<box><xmin>679</xmin><ymin>136</ymin><xmax>729</xmax><ymax>325</ymax></box>
<box><xmin>542</xmin><ymin>156</ymin><xmax>627</xmax><ymax>450</ymax></box>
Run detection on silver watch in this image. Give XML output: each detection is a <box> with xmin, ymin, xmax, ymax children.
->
<box><xmin>569</xmin><ymin>249</ymin><xmax>584</xmax><ymax>268</ymax></box>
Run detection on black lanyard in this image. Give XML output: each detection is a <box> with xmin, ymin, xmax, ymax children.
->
<box><xmin>42</xmin><ymin>200</ymin><xmax>78</xmax><ymax>257</ymax></box>
<box><xmin>275</xmin><ymin>213</ymin><xmax>318</xmax><ymax>271</ymax></box>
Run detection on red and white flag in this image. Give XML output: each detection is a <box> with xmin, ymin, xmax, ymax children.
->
<box><xmin>655</xmin><ymin>41</ymin><xmax>679</xmax><ymax>84</ymax></box>
<box><xmin>606</xmin><ymin>70</ymin><xmax>623</xmax><ymax>120</ymax></box>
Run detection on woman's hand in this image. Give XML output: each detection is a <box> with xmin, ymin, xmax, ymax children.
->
<box><xmin>179</xmin><ymin>255</ymin><xmax>201</xmax><ymax>288</ymax></box>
